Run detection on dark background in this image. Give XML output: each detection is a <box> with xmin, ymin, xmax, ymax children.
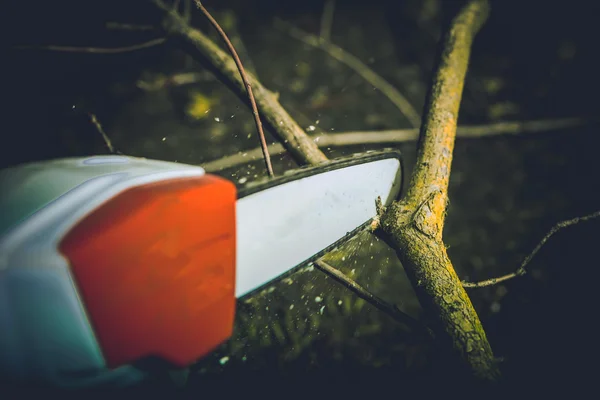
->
<box><xmin>3</xmin><ymin>0</ymin><xmax>600</xmax><ymax>395</ymax></box>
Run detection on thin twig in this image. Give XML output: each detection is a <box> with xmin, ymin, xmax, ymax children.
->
<box><xmin>183</xmin><ymin>0</ymin><xmax>192</xmax><ymax>21</ymax></box>
<box><xmin>105</xmin><ymin>22</ymin><xmax>156</xmax><ymax>31</ymax></box>
<box><xmin>461</xmin><ymin>271</ymin><xmax>525</xmax><ymax>288</ymax></box>
<box><xmin>314</xmin><ymin>259</ymin><xmax>432</xmax><ymax>336</ymax></box>
<box><xmin>15</xmin><ymin>38</ymin><xmax>166</xmax><ymax>54</ymax></box>
<box><xmin>463</xmin><ymin>210</ymin><xmax>600</xmax><ymax>288</ymax></box>
<box><xmin>202</xmin><ymin>117</ymin><xmax>588</xmax><ymax>172</ymax></box>
<box><xmin>194</xmin><ymin>0</ymin><xmax>274</xmax><ymax>178</ymax></box>
<box><xmin>329</xmin><ymin>117</ymin><xmax>588</xmax><ymax>143</ymax></box>
<box><xmin>88</xmin><ymin>113</ymin><xmax>116</xmax><ymax>154</ymax></box>
<box><xmin>274</xmin><ymin>18</ymin><xmax>421</xmax><ymax>128</ymax></box>
<box><xmin>136</xmin><ymin>71</ymin><xmax>212</xmax><ymax>91</ymax></box>
<box><xmin>319</xmin><ymin>0</ymin><xmax>336</xmax><ymax>42</ymax></box>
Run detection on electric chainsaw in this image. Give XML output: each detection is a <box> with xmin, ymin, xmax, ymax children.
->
<box><xmin>0</xmin><ymin>149</ymin><xmax>403</xmax><ymax>388</ymax></box>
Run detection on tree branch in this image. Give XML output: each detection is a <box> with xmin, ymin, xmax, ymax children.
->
<box><xmin>136</xmin><ymin>71</ymin><xmax>212</xmax><ymax>91</ymax></box>
<box><xmin>463</xmin><ymin>210</ymin><xmax>600</xmax><ymax>288</ymax></box>
<box><xmin>202</xmin><ymin>117</ymin><xmax>587</xmax><ymax>172</ymax></box>
<box><xmin>319</xmin><ymin>0</ymin><xmax>336</xmax><ymax>42</ymax></box>
<box><xmin>150</xmin><ymin>0</ymin><xmax>327</xmax><ymax>166</ymax></box>
<box><xmin>462</xmin><ymin>270</ymin><xmax>525</xmax><ymax>288</ymax></box>
<box><xmin>105</xmin><ymin>22</ymin><xmax>157</xmax><ymax>31</ymax></box>
<box><xmin>314</xmin><ymin>260</ymin><xmax>432</xmax><ymax>337</ymax></box>
<box><xmin>87</xmin><ymin>113</ymin><xmax>117</xmax><ymax>154</ymax></box>
<box><xmin>15</xmin><ymin>38</ymin><xmax>166</xmax><ymax>54</ymax></box>
<box><xmin>379</xmin><ymin>0</ymin><xmax>499</xmax><ymax>380</ymax></box>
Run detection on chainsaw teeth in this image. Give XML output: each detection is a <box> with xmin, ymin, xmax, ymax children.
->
<box><xmin>236</xmin><ymin>148</ymin><xmax>403</xmax><ymax>198</ymax></box>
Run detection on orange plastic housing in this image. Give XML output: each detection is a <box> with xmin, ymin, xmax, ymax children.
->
<box><xmin>59</xmin><ymin>174</ymin><xmax>237</xmax><ymax>369</ymax></box>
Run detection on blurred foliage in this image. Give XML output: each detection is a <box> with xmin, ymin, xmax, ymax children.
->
<box><xmin>185</xmin><ymin>90</ymin><xmax>218</xmax><ymax>120</ymax></box>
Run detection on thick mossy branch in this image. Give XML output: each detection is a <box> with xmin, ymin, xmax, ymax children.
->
<box><xmin>150</xmin><ymin>0</ymin><xmax>327</xmax><ymax>166</ymax></box>
<box><xmin>381</xmin><ymin>201</ymin><xmax>499</xmax><ymax>380</ymax></box>
<box><xmin>406</xmin><ymin>0</ymin><xmax>489</xmax><ymax>206</ymax></box>
<box><xmin>380</xmin><ymin>0</ymin><xmax>499</xmax><ymax>381</ymax></box>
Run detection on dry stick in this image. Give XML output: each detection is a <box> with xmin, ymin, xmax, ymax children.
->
<box><xmin>193</xmin><ymin>0</ymin><xmax>274</xmax><ymax>177</ymax></box>
<box><xmin>183</xmin><ymin>0</ymin><xmax>192</xmax><ymax>21</ymax></box>
<box><xmin>462</xmin><ymin>271</ymin><xmax>522</xmax><ymax>288</ymax></box>
<box><xmin>320</xmin><ymin>0</ymin><xmax>336</xmax><ymax>42</ymax></box>
<box><xmin>202</xmin><ymin>117</ymin><xmax>586</xmax><ymax>172</ymax></box>
<box><xmin>378</xmin><ymin>0</ymin><xmax>499</xmax><ymax>380</ymax></box>
<box><xmin>152</xmin><ymin>0</ymin><xmax>327</xmax><ymax>166</ymax></box>
<box><xmin>105</xmin><ymin>22</ymin><xmax>157</xmax><ymax>31</ymax></box>
<box><xmin>15</xmin><ymin>38</ymin><xmax>166</xmax><ymax>54</ymax></box>
<box><xmin>136</xmin><ymin>71</ymin><xmax>211</xmax><ymax>91</ymax></box>
<box><xmin>314</xmin><ymin>259</ymin><xmax>432</xmax><ymax>336</ymax></box>
<box><xmin>329</xmin><ymin>117</ymin><xmax>587</xmax><ymax>143</ymax></box>
<box><xmin>88</xmin><ymin>113</ymin><xmax>116</xmax><ymax>154</ymax></box>
<box><xmin>463</xmin><ymin>210</ymin><xmax>600</xmax><ymax>288</ymax></box>
<box><xmin>273</xmin><ymin>18</ymin><xmax>421</xmax><ymax>129</ymax></box>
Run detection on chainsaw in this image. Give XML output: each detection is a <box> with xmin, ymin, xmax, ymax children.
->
<box><xmin>0</xmin><ymin>149</ymin><xmax>403</xmax><ymax>388</ymax></box>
